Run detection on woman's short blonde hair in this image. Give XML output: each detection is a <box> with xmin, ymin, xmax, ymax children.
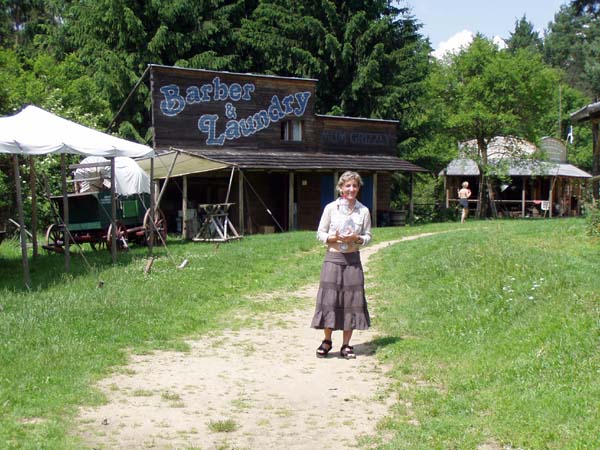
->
<box><xmin>336</xmin><ymin>171</ymin><xmax>363</xmax><ymax>195</ymax></box>
<box><xmin>462</xmin><ymin>181</ymin><xmax>469</xmax><ymax>188</ymax></box>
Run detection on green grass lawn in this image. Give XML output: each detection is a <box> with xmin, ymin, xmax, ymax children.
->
<box><xmin>0</xmin><ymin>218</ymin><xmax>598</xmax><ymax>449</ymax></box>
<box><xmin>370</xmin><ymin>219</ymin><xmax>600</xmax><ymax>449</ymax></box>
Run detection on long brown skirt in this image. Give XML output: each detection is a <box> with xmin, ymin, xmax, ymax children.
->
<box><xmin>310</xmin><ymin>250</ymin><xmax>370</xmax><ymax>331</ymax></box>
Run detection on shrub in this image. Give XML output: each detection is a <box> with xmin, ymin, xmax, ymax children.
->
<box><xmin>585</xmin><ymin>203</ymin><xmax>600</xmax><ymax>236</ymax></box>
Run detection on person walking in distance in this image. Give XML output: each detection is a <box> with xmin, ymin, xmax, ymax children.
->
<box><xmin>458</xmin><ymin>181</ymin><xmax>472</xmax><ymax>224</ymax></box>
<box><xmin>311</xmin><ymin>171</ymin><xmax>372</xmax><ymax>359</ymax></box>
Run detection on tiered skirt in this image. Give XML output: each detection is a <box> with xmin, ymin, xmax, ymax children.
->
<box><xmin>310</xmin><ymin>251</ymin><xmax>370</xmax><ymax>330</ymax></box>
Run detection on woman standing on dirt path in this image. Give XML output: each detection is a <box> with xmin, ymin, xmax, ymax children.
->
<box><xmin>311</xmin><ymin>171</ymin><xmax>372</xmax><ymax>359</ymax></box>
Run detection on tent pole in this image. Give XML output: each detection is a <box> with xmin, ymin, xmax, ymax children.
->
<box><xmin>182</xmin><ymin>175</ymin><xmax>188</xmax><ymax>239</ymax></box>
<box><xmin>29</xmin><ymin>157</ymin><xmax>38</xmax><ymax>258</ymax></box>
<box><xmin>61</xmin><ymin>154</ymin><xmax>71</xmax><ymax>272</ymax></box>
<box><xmin>106</xmin><ymin>66</ymin><xmax>150</xmax><ymax>133</ymax></box>
<box><xmin>225</xmin><ymin>166</ymin><xmax>235</xmax><ymax>204</ymax></box>
<box><xmin>110</xmin><ymin>157</ymin><xmax>117</xmax><ymax>263</ymax></box>
<box><xmin>12</xmin><ymin>155</ymin><xmax>31</xmax><ymax>289</ymax></box>
<box><xmin>156</xmin><ymin>150</ymin><xmax>179</xmax><ymax>208</ymax></box>
<box><xmin>243</xmin><ymin>175</ymin><xmax>284</xmax><ymax>232</ymax></box>
<box><xmin>148</xmin><ymin>157</ymin><xmax>154</xmax><ymax>255</ymax></box>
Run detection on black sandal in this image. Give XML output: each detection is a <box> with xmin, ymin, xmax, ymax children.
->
<box><xmin>340</xmin><ymin>344</ymin><xmax>356</xmax><ymax>359</ymax></box>
<box><xmin>316</xmin><ymin>339</ymin><xmax>333</xmax><ymax>358</ymax></box>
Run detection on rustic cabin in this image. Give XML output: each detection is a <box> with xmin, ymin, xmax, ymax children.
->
<box><xmin>139</xmin><ymin>65</ymin><xmax>427</xmax><ymax>238</ymax></box>
<box><xmin>440</xmin><ymin>136</ymin><xmax>591</xmax><ymax>218</ymax></box>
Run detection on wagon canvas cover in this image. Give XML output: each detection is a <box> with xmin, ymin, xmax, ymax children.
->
<box><xmin>75</xmin><ymin>156</ymin><xmax>151</xmax><ymax>196</ymax></box>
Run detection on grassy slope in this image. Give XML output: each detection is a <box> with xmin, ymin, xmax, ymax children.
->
<box><xmin>0</xmin><ymin>219</ymin><xmax>598</xmax><ymax>449</ymax></box>
<box><xmin>370</xmin><ymin>219</ymin><xmax>599</xmax><ymax>449</ymax></box>
<box><xmin>0</xmin><ymin>232</ymin><xmax>323</xmax><ymax>449</ymax></box>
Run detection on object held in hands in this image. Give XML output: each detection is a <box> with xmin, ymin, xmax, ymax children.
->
<box><xmin>337</xmin><ymin>216</ymin><xmax>357</xmax><ymax>251</ymax></box>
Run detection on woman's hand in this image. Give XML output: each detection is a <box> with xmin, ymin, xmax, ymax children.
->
<box><xmin>339</xmin><ymin>231</ymin><xmax>360</xmax><ymax>244</ymax></box>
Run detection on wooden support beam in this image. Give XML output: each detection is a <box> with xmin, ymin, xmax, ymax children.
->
<box><xmin>238</xmin><ymin>169</ymin><xmax>244</xmax><ymax>234</ymax></box>
<box><xmin>521</xmin><ymin>178</ymin><xmax>526</xmax><ymax>217</ymax></box>
<box><xmin>288</xmin><ymin>171</ymin><xmax>294</xmax><ymax>231</ymax></box>
<box><xmin>372</xmin><ymin>173</ymin><xmax>378</xmax><ymax>227</ymax></box>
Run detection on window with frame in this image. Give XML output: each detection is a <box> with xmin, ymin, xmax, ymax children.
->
<box><xmin>281</xmin><ymin>120</ymin><xmax>303</xmax><ymax>142</ymax></box>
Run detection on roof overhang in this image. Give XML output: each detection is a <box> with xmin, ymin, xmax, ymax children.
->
<box><xmin>570</xmin><ymin>101</ymin><xmax>600</xmax><ymax>123</ymax></box>
<box><xmin>181</xmin><ymin>149</ymin><xmax>428</xmax><ymax>173</ymax></box>
<box><xmin>442</xmin><ymin>158</ymin><xmax>591</xmax><ymax>178</ymax></box>
<box><xmin>137</xmin><ymin>150</ymin><xmax>232</xmax><ymax>179</ymax></box>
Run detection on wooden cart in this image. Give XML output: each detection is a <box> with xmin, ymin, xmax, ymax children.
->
<box><xmin>43</xmin><ymin>191</ymin><xmax>166</xmax><ymax>252</ymax></box>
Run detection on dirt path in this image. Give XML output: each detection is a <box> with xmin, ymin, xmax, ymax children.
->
<box><xmin>74</xmin><ymin>235</ymin><xmax>436</xmax><ymax>449</ymax></box>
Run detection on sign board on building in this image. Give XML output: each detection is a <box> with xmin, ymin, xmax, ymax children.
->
<box><xmin>150</xmin><ymin>65</ymin><xmax>316</xmax><ymax>150</ymax></box>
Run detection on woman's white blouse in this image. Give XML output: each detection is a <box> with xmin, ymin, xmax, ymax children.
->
<box><xmin>316</xmin><ymin>198</ymin><xmax>372</xmax><ymax>246</ymax></box>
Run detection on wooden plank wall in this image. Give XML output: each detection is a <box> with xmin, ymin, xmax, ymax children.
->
<box><xmin>151</xmin><ymin>66</ymin><xmax>317</xmax><ymax>151</ymax></box>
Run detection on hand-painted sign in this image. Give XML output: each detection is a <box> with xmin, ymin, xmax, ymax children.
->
<box><xmin>321</xmin><ymin>130</ymin><xmax>390</xmax><ymax>146</ymax></box>
<box><xmin>159</xmin><ymin>77</ymin><xmax>311</xmax><ymax>146</ymax></box>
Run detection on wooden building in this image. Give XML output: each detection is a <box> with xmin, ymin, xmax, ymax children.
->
<box><xmin>142</xmin><ymin>65</ymin><xmax>426</xmax><ymax>235</ymax></box>
<box><xmin>440</xmin><ymin>136</ymin><xmax>591</xmax><ymax>218</ymax></box>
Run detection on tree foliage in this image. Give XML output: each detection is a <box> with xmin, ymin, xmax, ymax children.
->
<box><xmin>544</xmin><ymin>3</ymin><xmax>600</xmax><ymax>97</ymax></box>
<box><xmin>426</xmin><ymin>36</ymin><xmax>562</xmax><ymax>217</ymax></box>
<box><xmin>506</xmin><ymin>15</ymin><xmax>543</xmax><ymax>54</ymax></box>
<box><xmin>0</xmin><ymin>0</ymin><xmax>597</xmax><ymax>226</ymax></box>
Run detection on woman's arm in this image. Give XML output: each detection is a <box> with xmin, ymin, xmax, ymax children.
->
<box><xmin>358</xmin><ymin>208</ymin><xmax>372</xmax><ymax>246</ymax></box>
<box><xmin>316</xmin><ymin>203</ymin><xmax>334</xmax><ymax>244</ymax></box>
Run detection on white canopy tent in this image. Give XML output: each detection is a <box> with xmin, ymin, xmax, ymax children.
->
<box><xmin>0</xmin><ymin>105</ymin><xmax>153</xmax><ymax>158</ymax></box>
<box><xmin>0</xmin><ymin>105</ymin><xmax>154</xmax><ymax>289</ymax></box>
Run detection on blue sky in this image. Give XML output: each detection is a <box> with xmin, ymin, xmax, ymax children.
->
<box><xmin>401</xmin><ymin>0</ymin><xmax>569</xmax><ymax>55</ymax></box>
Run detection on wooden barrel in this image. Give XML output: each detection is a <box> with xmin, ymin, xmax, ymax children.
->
<box><xmin>390</xmin><ymin>210</ymin><xmax>406</xmax><ymax>226</ymax></box>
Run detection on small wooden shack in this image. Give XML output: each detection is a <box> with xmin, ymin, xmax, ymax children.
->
<box><xmin>142</xmin><ymin>65</ymin><xmax>427</xmax><ymax>235</ymax></box>
<box><xmin>440</xmin><ymin>136</ymin><xmax>591</xmax><ymax>218</ymax></box>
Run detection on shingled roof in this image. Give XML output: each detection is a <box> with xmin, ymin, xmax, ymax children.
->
<box><xmin>181</xmin><ymin>148</ymin><xmax>428</xmax><ymax>172</ymax></box>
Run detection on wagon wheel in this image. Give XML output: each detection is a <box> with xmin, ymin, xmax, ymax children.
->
<box><xmin>45</xmin><ymin>223</ymin><xmax>65</xmax><ymax>253</ymax></box>
<box><xmin>106</xmin><ymin>221</ymin><xmax>129</xmax><ymax>251</ymax></box>
<box><xmin>143</xmin><ymin>208</ymin><xmax>167</xmax><ymax>246</ymax></box>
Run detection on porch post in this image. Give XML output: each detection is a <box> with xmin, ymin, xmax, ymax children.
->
<box><xmin>333</xmin><ymin>171</ymin><xmax>338</xmax><ymax>195</ymax></box>
<box><xmin>444</xmin><ymin>175</ymin><xmax>449</xmax><ymax>208</ymax></box>
<box><xmin>409</xmin><ymin>172</ymin><xmax>414</xmax><ymax>225</ymax></box>
<box><xmin>288</xmin><ymin>171</ymin><xmax>294</xmax><ymax>231</ymax></box>
<box><xmin>238</xmin><ymin>169</ymin><xmax>244</xmax><ymax>234</ymax></box>
<box><xmin>372</xmin><ymin>172</ymin><xmax>378</xmax><ymax>227</ymax></box>
<box><xmin>521</xmin><ymin>178</ymin><xmax>526</xmax><ymax>217</ymax></box>
<box><xmin>593</xmin><ymin>120</ymin><xmax>599</xmax><ymax>202</ymax></box>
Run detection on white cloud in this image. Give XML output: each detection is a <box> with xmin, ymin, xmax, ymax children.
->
<box><xmin>432</xmin><ymin>29</ymin><xmax>474</xmax><ymax>59</ymax></box>
<box><xmin>492</xmin><ymin>35</ymin><xmax>507</xmax><ymax>49</ymax></box>
<box><xmin>432</xmin><ymin>30</ymin><xmax>507</xmax><ymax>59</ymax></box>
